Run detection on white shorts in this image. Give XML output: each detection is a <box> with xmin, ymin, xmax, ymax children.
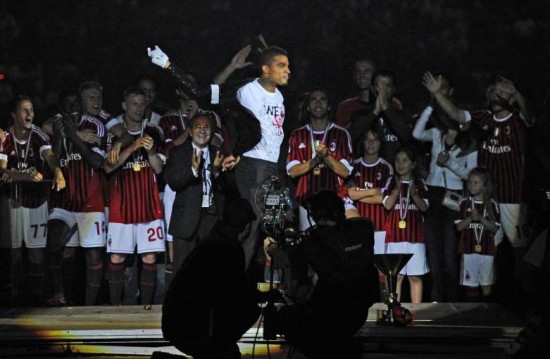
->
<box><xmin>163</xmin><ymin>184</ymin><xmax>175</xmax><ymax>242</ymax></box>
<box><xmin>499</xmin><ymin>203</ymin><xmax>527</xmax><ymax>247</ymax></box>
<box><xmin>385</xmin><ymin>241</ymin><xmax>429</xmax><ymax>276</ymax></box>
<box><xmin>107</xmin><ymin>219</ymin><xmax>165</xmax><ymax>254</ymax></box>
<box><xmin>460</xmin><ymin>253</ymin><xmax>495</xmax><ymax>287</ymax></box>
<box><xmin>374</xmin><ymin>231</ymin><xmax>387</xmax><ymax>254</ymax></box>
<box><xmin>49</xmin><ymin>208</ymin><xmax>106</xmax><ymax>248</ymax></box>
<box><xmin>1</xmin><ymin>202</ymin><xmax>49</xmax><ymax>249</ymax></box>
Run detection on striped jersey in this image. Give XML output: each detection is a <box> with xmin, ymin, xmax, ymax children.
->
<box><xmin>49</xmin><ymin>115</ymin><xmax>106</xmax><ymax>212</ymax></box>
<box><xmin>0</xmin><ymin>125</ymin><xmax>52</xmax><ymax>208</ymax></box>
<box><xmin>106</xmin><ymin>123</ymin><xmax>165</xmax><ymax>224</ymax></box>
<box><xmin>352</xmin><ymin>157</ymin><xmax>393</xmax><ymax>231</ymax></box>
<box><xmin>469</xmin><ymin>110</ymin><xmax>526</xmax><ymax>203</ymax></box>
<box><xmin>287</xmin><ymin>122</ymin><xmax>353</xmax><ymax>205</ymax></box>
<box><xmin>456</xmin><ymin>198</ymin><xmax>500</xmax><ymax>256</ymax></box>
<box><xmin>384</xmin><ymin>179</ymin><xmax>428</xmax><ymax>243</ymax></box>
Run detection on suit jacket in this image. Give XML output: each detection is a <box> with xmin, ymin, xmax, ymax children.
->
<box><xmin>165</xmin><ymin>141</ymin><xmax>224</xmax><ymax>239</ymax></box>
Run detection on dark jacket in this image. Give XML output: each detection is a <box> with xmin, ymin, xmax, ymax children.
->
<box><xmin>164</xmin><ymin>141</ymin><xmax>224</xmax><ymax>238</ymax></box>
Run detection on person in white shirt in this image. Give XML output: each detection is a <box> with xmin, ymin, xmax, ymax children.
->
<box><xmin>147</xmin><ymin>45</ymin><xmax>291</xmax><ymax>276</ymax></box>
<box><xmin>413</xmin><ymin>73</ymin><xmax>477</xmax><ymax>302</ymax></box>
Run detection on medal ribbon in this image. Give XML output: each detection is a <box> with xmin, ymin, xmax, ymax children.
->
<box><xmin>471</xmin><ymin>198</ymin><xmax>486</xmax><ymax>246</ymax></box>
<box><xmin>398</xmin><ymin>180</ymin><xmax>411</xmax><ymax>221</ymax></box>
<box><xmin>309</xmin><ymin>123</ymin><xmax>331</xmax><ymax>160</ymax></box>
<box><xmin>13</xmin><ymin>127</ymin><xmax>33</xmax><ymax>168</ymax></box>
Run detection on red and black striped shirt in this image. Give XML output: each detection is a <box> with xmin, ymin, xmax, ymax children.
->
<box><xmin>49</xmin><ymin>115</ymin><xmax>106</xmax><ymax>212</ymax></box>
<box><xmin>0</xmin><ymin>125</ymin><xmax>52</xmax><ymax>208</ymax></box>
<box><xmin>106</xmin><ymin>123</ymin><xmax>165</xmax><ymax>224</ymax></box>
<box><xmin>469</xmin><ymin>110</ymin><xmax>526</xmax><ymax>203</ymax></box>
<box><xmin>384</xmin><ymin>179</ymin><xmax>428</xmax><ymax>243</ymax></box>
<box><xmin>352</xmin><ymin>157</ymin><xmax>393</xmax><ymax>231</ymax></box>
<box><xmin>287</xmin><ymin>123</ymin><xmax>353</xmax><ymax>205</ymax></box>
<box><xmin>456</xmin><ymin>198</ymin><xmax>500</xmax><ymax>256</ymax></box>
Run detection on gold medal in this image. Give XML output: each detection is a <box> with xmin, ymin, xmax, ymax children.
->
<box><xmin>474</xmin><ymin>244</ymin><xmax>482</xmax><ymax>253</ymax></box>
<box><xmin>133</xmin><ymin>162</ymin><xmax>141</xmax><ymax>172</ymax></box>
<box><xmin>398</xmin><ymin>220</ymin><xmax>406</xmax><ymax>229</ymax></box>
<box><xmin>313</xmin><ymin>167</ymin><xmax>321</xmax><ymax>175</ymax></box>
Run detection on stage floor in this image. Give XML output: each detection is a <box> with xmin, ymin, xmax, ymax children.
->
<box><xmin>0</xmin><ymin>302</ymin><xmax>525</xmax><ymax>358</ymax></box>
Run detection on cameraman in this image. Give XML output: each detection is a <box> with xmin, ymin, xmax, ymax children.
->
<box><xmin>266</xmin><ymin>190</ymin><xmax>378</xmax><ymax>358</ymax></box>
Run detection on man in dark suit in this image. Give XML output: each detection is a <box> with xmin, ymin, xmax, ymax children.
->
<box><xmin>164</xmin><ymin>113</ymin><xmax>225</xmax><ymax>272</ymax></box>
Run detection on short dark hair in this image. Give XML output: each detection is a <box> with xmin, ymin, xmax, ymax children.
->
<box><xmin>354</xmin><ymin>59</ymin><xmax>376</xmax><ymax>71</ymax></box>
<box><xmin>306</xmin><ymin>87</ymin><xmax>330</xmax><ymax>103</ymax></box>
<box><xmin>260</xmin><ymin>46</ymin><xmax>288</xmax><ymax>66</ymax></box>
<box><xmin>123</xmin><ymin>87</ymin><xmax>146</xmax><ymax>101</ymax></box>
<box><xmin>372</xmin><ymin>69</ymin><xmax>395</xmax><ymax>87</ymax></box>
<box><xmin>357</xmin><ymin>123</ymin><xmax>385</xmax><ymax>156</ymax></box>
<box><xmin>79</xmin><ymin>80</ymin><xmax>103</xmax><ymax>94</ymax></box>
<box><xmin>8</xmin><ymin>95</ymin><xmax>32</xmax><ymax>114</ymax></box>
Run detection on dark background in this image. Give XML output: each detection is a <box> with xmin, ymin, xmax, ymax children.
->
<box><xmin>1</xmin><ymin>0</ymin><xmax>549</xmax><ymax>123</ymax></box>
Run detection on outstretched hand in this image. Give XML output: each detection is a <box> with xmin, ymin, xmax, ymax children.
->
<box><xmin>230</xmin><ymin>45</ymin><xmax>253</xmax><ymax>70</ymax></box>
<box><xmin>422</xmin><ymin>71</ymin><xmax>442</xmax><ymax>94</ymax></box>
<box><xmin>147</xmin><ymin>45</ymin><xmax>170</xmax><ymax>68</ymax></box>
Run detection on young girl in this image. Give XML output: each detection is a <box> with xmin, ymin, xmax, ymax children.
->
<box><xmin>348</xmin><ymin>127</ymin><xmax>393</xmax><ymax>254</ymax></box>
<box><xmin>383</xmin><ymin>146</ymin><xmax>429</xmax><ymax>303</ymax></box>
<box><xmin>455</xmin><ymin>167</ymin><xmax>500</xmax><ymax>301</ymax></box>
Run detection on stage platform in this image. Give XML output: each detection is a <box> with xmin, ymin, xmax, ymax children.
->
<box><xmin>359</xmin><ymin>302</ymin><xmax>525</xmax><ymax>358</ymax></box>
<box><xmin>0</xmin><ymin>302</ymin><xmax>525</xmax><ymax>358</ymax></box>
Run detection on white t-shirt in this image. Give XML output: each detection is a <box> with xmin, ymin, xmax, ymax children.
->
<box><xmin>236</xmin><ymin>79</ymin><xmax>285</xmax><ymax>163</ymax></box>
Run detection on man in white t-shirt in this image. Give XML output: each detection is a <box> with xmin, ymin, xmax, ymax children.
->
<box><xmin>233</xmin><ymin>47</ymin><xmax>290</xmax><ymax>270</ymax></box>
<box><xmin>147</xmin><ymin>45</ymin><xmax>290</xmax><ymax>273</ymax></box>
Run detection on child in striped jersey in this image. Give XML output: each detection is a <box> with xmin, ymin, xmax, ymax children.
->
<box><xmin>455</xmin><ymin>167</ymin><xmax>500</xmax><ymax>301</ymax></box>
<box><xmin>383</xmin><ymin>146</ymin><xmax>429</xmax><ymax>303</ymax></box>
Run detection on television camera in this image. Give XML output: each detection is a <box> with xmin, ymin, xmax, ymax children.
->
<box><xmin>254</xmin><ymin>176</ymin><xmax>301</xmax><ymax>248</ymax></box>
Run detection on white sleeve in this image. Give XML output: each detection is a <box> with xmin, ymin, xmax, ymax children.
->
<box><xmin>412</xmin><ymin>106</ymin><xmax>434</xmax><ymax>142</ymax></box>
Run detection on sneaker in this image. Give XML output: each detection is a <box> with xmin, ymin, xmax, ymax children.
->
<box><xmin>45</xmin><ymin>293</ymin><xmax>68</xmax><ymax>307</ymax></box>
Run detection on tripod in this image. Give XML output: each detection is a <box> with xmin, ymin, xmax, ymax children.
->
<box><xmin>262</xmin><ymin>233</ymin><xmax>283</xmax><ymax>340</ymax></box>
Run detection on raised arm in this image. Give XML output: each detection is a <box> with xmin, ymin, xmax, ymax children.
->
<box><xmin>148</xmin><ymin>45</ymin><xmax>215</xmax><ymax>102</ymax></box>
<box><xmin>423</xmin><ymin>71</ymin><xmax>467</xmax><ymax>124</ymax></box>
<box><xmin>496</xmin><ymin>76</ymin><xmax>533</xmax><ymax>127</ymax></box>
<box><xmin>412</xmin><ymin>106</ymin><xmax>435</xmax><ymax>142</ymax></box>
<box><xmin>213</xmin><ymin>45</ymin><xmax>253</xmax><ymax>85</ymax></box>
